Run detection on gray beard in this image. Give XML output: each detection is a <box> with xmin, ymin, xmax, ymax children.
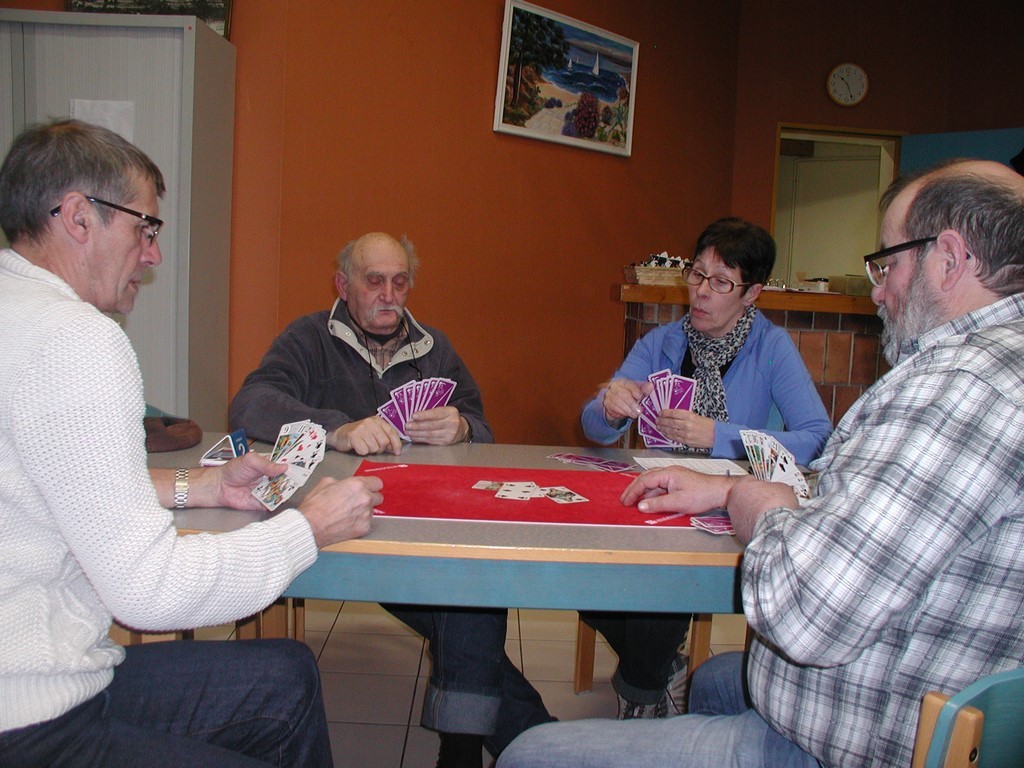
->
<box><xmin>879</xmin><ymin>272</ymin><xmax>947</xmax><ymax>365</ymax></box>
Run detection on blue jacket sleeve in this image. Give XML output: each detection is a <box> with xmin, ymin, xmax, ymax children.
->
<box><xmin>712</xmin><ymin>324</ymin><xmax>832</xmax><ymax>465</ymax></box>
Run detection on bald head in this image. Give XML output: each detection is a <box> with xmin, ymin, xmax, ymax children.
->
<box><xmin>884</xmin><ymin>159</ymin><xmax>1024</xmax><ymax>297</ymax></box>
<box><xmin>337</xmin><ymin>232</ymin><xmax>419</xmax><ymax>284</ymax></box>
<box><xmin>334</xmin><ymin>232</ymin><xmax>421</xmax><ymax>335</ymax></box>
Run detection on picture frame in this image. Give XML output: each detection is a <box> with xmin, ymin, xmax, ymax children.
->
<box><xmin>493</xmin><ymin>0</ymin><xmax>638</xmax><ymax>157</ymax></box>
<box><xmin>65</xmin><ymin>0</ymin><xmax>233</xmax><ymax>39</ymax></box>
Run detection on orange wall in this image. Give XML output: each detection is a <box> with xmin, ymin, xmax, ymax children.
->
<box><xmin>229</xmin><ymin>0</ymin><xmax>739</xmax><ymax>446</ymax></box>
<box><xmin>4</xmin><ymin>0</ymin><xmax>1021</xmax><ymax>445</ymax></box>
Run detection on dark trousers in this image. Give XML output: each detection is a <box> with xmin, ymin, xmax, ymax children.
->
<box><xmin>580</xmin><ymin>611</ymin><xmax>691</xmax><ymax>703</ymax></box>
<box><xmin>387</xmin><ymin>604</ymin><xmax>554</xmax><ymax>755</ymax></box>
<box><xmin>0</xmin><ymin>639</ymin><xmax>332</xmax><ymax>768</ymax></box>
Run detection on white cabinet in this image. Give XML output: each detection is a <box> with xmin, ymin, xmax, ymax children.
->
<box><xmin>0</xmin><ymin>10</ymin><xmax>235</xmax><ymax>430</ymax></box>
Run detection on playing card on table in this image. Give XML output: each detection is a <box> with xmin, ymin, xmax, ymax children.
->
<box><xmin>200</xmin><ymin>428</ymin><xmax>250</xmax><ymax>466</ymax></box>
<box><xmin>472</xmin><ymin>480</ymin><xmax>504</xmax><ymax>491</ymax></box>
<box><xmin>541</xmin><ymin>486</ymin><xmax>589</xmax><ymax>504</ymax></box>
<box><xmin>546</xmin><ymin>453</ymin><xmax>637</xmax><ymax>473</ymax></box>
<box><xmin>496</xmin><ymin>481</ymin><xmax>543</xmax><ymax>501</ymax></box>
<box><xmin>691</xmin><ymin>512</ymin><xmax>735</xmax><ymax>536</ymax></box>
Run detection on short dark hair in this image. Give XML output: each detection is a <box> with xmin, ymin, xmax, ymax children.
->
<box><xmin>693</xmin><ymin>217</ymin><xmax>776</xmax><ymax>286</ymax></box>
<box><xmin>886</xmin><ymin>161</ymin><xmax>1024</xmax><ymax>297</ymax></box>
<box><xmin>0</xmin><ymin>119</ymin><xmax>165</xmax><ymax>245</ymax></box>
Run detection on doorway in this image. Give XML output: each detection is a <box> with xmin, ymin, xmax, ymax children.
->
<box><xmin>772</xmin><ymin>125</ymin><xmax>901</xmax><ymax>286</ymax></box>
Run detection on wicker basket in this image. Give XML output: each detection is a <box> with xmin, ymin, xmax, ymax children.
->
<box><xmin>623</xmin><ymin>265</ymin><xmax>685</xmax><ymax>286</ymax></box>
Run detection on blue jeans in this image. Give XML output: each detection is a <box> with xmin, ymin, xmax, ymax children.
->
<box><xmin>580</xmin><ymin>610</ymin><xmax>691</xmax><ymax>703</ymax></box>
<box><xmin>386</xmin><ymin>604</ymin><xmax>554</xmax><ymax>755</ymax></box>
<box><xmin>0</xmin><ymin>639</ymin><xmax>332</xmax><ymax>768</ymax></box>
<box><xmin>497</xmin><ymin>652</ymin><xmax>821</xmax><ymax>768</ymax></box>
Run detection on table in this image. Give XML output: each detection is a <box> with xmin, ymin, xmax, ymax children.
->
<box><xmin>152</xmin><ymin>442</ymin><xmax>744</xmax><ymax>688</ymax></box>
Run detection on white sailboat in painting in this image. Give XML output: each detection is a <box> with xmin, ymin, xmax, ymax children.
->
<box><xmin>592</xmin><ymin>53</ymin><xmax>600</xmax><ymax>75</ymax></box>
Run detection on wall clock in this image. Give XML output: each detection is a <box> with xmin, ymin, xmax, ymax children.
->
<box><xmin>827</xmin><ymin>63</ymin><xmax>868</xmax><ymax>106</ymax></box>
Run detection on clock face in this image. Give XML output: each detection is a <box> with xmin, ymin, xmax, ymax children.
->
<box><xmin>827</xmin><ymin>63</ymin><xmax>868</xmax><ymax>106</ymax></box>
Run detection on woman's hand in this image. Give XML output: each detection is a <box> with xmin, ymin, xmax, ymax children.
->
<box><xmin>656</xmin><ymin>409</ymin><xmax>716</xmax><ymax>449</ymax></box>
<box><xmin>602</xmin><ymin>379</ymin><xmax>653</xmax><ymax>423</ymax></box>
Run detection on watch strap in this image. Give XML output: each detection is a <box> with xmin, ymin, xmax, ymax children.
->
<box><xmin>173</xmin><ymin>468</ymin><xmax>189</xmax><ymax>509</ymax></box>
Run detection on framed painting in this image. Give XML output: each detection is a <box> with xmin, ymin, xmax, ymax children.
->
<box><xmin>66</xmin><ymin>0</ymin><xmax>233</xmax><ymax>39</ymax></box>
<box><xmin>493</xmin><ymin>0</ymin><xmax>638</xmax><ymax>157</ymax></box>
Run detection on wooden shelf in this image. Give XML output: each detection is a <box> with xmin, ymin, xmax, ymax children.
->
<box><xmin>617</xmin><ymin>283</ymin><xmax>877</xmax><ymax>315</ymax></box>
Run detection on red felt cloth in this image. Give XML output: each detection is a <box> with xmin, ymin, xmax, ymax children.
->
<box><xmin>354</xmin><ymin>460</ymin><xmax>695</xmax><ymax>527</ymax></box>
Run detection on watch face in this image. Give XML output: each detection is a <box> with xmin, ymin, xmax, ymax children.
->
<box><xmin>827</xmin><ymin>63</ymin><xmax>868</xmax><ymax>106</ymax></box>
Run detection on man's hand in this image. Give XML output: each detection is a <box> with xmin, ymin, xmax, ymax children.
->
<box><xmin>601</xmin><ymin>379</ymin><xmax>653</xmax><ymax>423</ymax></box>
<box><xmin>620</xmin><ymin>466</ymin><xmax>737</xmax><ymax>516</ymax></box>
<box><xmin>170</xmin><ymin>452</ymin><xmax>289</xmax><ymax>511</ymax></box>
<box><xmin>656</xmin><ymin>409</ymin><xmax>716</xmax><ymax>450</ymax></box>
<box><xmin>329</xmin><ymin>416</ymin><xmax>403</xmax><ymax>456</ymax></box>
<box><xmin>405</xmin><ymin>406</ymin><xmax>467</xmax><ymax>445</ymax></box>
<box><xmin>726</xmin><ymin>477</ymin><xmax>797</xmax><ymax>545</ymax></box>
<box><xmin>297</xmin><ymin>475</ymin><xmax>382</xmax><ymax>548</ymax></box>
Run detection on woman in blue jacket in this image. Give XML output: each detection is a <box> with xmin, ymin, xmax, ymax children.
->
<box><xmin>579</xmin><ymin>217</ymin><xmax>832</xmax><ymax>720</ymax></box>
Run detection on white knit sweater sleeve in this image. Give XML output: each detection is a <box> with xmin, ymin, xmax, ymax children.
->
<box><xmin>11</xmin><ymin>299</ymin><xmax>318</xmax><ymax>632</ymax></box>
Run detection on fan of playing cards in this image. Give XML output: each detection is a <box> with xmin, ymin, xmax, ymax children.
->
<box><xmin>251</xmin><ymin>420</ymin><xmax>327</xmax><ymax>510</ymax></box>
<box><xmin>740</xmin><ymin>430</ymin><xmax>810</xmax><ymax>499</ymax></box>
<box><xmin>636</xmin><ymin>369</ymin><xmax>697</xmax><ymax>449</ymax></box>
<box><xmin>377</xmin><ymin>377</ymin><xmax>456</xmax><ymax>440</ymax></box>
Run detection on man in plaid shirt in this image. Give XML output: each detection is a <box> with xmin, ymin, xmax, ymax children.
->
<box><xmin>498</xmin><ymin>159</ymin><xmax>1024</xmax><ymax>768</ymax></box>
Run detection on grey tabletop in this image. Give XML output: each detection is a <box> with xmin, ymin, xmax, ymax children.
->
<box><xmin>154</xmin><ymin>441</ymin><xmax>742</xmax><ymax>566</ymax></box>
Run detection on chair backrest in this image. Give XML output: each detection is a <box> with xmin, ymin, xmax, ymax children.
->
<box><xmin>911</xmin><ymin>667</ymin><xmax>1024</xmax><ymax>768</ymax></box>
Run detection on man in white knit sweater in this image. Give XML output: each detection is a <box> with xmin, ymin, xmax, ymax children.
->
<box><xmin>0</xmin><ymin>120</ymin><xmax>383</xmax><ymax>766</ymax></box>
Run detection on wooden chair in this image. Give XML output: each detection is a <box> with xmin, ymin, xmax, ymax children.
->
<box><xmin>109</xmin><ymin>597</ymin><xmax>300</xmax><ymax>646</ymax></box>
<box><xmin>911</xmin><ymin>666</ymin><xmax>1024</xmax><ymax>768</ymax></box>
<box><xmin>573</xmin><ymin>612</ymin><xmax>716</xmax><ymax>694</ymax></box>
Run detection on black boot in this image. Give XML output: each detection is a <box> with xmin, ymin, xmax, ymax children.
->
<box><xmin>436</xmin><ymin>732</ymin><xmax>484</xmax><ymax>768</ymax></box>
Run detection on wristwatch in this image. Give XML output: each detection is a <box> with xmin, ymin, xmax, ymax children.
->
<box><xmin>173</xmin><ymin>468</ymin><xmax>190</xmax><ymax>509</ymax></box>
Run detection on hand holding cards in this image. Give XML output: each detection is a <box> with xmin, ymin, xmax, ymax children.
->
<box><xmin>740</xmin><ymin>429</ymin><xmax>810</xmax><ymax>499</ymax></box>
<box><xmin>251</xmin><ymin>420</ymin><xmax>327</xmax><ymax>510</ymax></box>
<box><xmin>377</xmin><ymin>377</ymin><xmax>456</xmax><ymax>440</ymax></box>
<box><xmin>636</xmin><ymin>369</ymin><xmax>697</xmax><ymax>449</ymax></box>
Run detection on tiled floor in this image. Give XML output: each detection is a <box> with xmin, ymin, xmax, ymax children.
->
<box><xmin>199</xmin><ymin>603</ymin><xmax>749</xmax><ymax>767</ymax></box>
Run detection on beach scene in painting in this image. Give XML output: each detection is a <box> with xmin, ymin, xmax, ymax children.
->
<box><xmin>499</xmin><ymin>5</ymin><xmax>634</xmax><ymax>152</ymax></box>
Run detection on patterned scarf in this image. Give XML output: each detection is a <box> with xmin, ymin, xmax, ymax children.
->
<box><xmin>680</xmin><ymin>304</ymin><xmax>756</xmax><ymax>451</ymax></box>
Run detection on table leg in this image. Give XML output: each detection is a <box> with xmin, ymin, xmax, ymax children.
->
<box><xmin>573</xmin><ymin>617</ymin><xmax>597</xmax><ymax>694</ymax></box>
<box><xmin>688</xmin><ymin>614</ymin><xmax>713</xmax><ymax>678</ymax></box>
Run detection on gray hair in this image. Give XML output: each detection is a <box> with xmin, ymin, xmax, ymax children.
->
<box><xmin>0</xmin><ymin>119</ymin><xmax>165</xmax><ymax>245</ymax></box>
<box><xmin>884</xmin><ymin>161</ymin><xmax>1024</xmax><ymax>297</ymax></box>
<box><xmin>336</xmin><ymin>234</ymin><xmax>419</xmax><ymax>285</ymax></box>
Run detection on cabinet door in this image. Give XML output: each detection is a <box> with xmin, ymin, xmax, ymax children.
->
<box><xmin>17</xmin><ymin>21</ymin><xmax>187</xmax><ymax>417</ymax></box>
<box><xmin>0</xmin><ymin>13</ymin><xmax>234</xmax><ymax>429</ymax></box>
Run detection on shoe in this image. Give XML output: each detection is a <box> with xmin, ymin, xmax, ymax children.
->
<box><xmin>616</xmin><ymin>693</ymin><xmax>661</xmax><ymax>720</ymax></box>
<box><xmin>435</xmin><ymin>732</ymin><xmax>483</xmax><ymax>768</ymax></box>
<box><xmin>660</xmin><ymin>650</ymin><xmax>690</xmax><ymax>717</ymax></box>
